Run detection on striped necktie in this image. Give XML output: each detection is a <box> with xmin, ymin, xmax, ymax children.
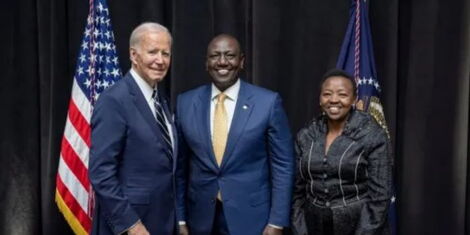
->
<box><xmin>152</xmin><ymin>90</ymin><xmax>173</xmax><ymax>159</ymax></box>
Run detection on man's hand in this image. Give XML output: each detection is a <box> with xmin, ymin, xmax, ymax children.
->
<box><xmin>128</xmin><ymin>221</ymin><xmax>150</xmax><ymax>235</ymax></box>
<box><xmin>179</xmin><ymin>224</ymin><xmax>189</xmax><ymax>235</ymax></box>
<box><xmin>263</xmin><ymin>225</ymin><xmax>282</xmax><ymax>235</ymax></box>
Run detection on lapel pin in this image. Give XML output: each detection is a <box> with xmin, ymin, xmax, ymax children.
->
<box><xmin>242</xmin><ymin>105</ymin><xmax>248</xmax><ymax>110</ymax></box>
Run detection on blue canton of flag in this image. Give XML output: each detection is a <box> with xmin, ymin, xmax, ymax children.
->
<box><xmin>336</xmin><ymin>0</ymin><xmax>396</xmax><ymax>235</ymax></box>
<box><xmin>76</xmin><ymin>0</ymin><xmax>122</xmax><ymax>103</ymax></box>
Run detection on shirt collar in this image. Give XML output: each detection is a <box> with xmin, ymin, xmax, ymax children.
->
<box><xmin>130</xmin><ymin>68</ymin><xmax>157</xmax><ymax>102</ymax></box>
<box><xmin>211</xmin><ymin>79</ymin><xmax>240</xmax><ymax>101</ymax></box>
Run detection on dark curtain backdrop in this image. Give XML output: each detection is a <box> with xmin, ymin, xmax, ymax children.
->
<box><xmin>0</xmin><ymin>0</ymin><xmax>469</xmax><ymax>234</ymax></box>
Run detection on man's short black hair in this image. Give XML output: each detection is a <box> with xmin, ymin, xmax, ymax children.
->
<box><xmin>320</xmin><ymin>68</ymin><xmax>357</xmax><ymax>95</ymax></box>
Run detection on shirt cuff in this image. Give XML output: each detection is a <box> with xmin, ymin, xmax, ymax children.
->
<box><xmin>178</xmin><ymin>221</ymin><xmax>186</xmax><ymax>225</ymax></box>
<box><xmin>268</xmin><ymin>224</ymin><xmax>283</xmax><ymax>229</ymax></box>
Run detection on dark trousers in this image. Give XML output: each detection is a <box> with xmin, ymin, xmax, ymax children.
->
<box><xmin>211</xmin><ymin>200</ymin><xmax>230</xmax><ymax>235</ymax></box>
<box><xmin>305</xmin><ymin>204</ymin><xmax>334</xmax><ymax>235</ymax></box>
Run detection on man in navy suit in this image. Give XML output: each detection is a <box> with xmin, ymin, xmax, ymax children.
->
<box><xmin>89</xmin><ymin>22</ymin><xmax>180</xmax><ymax>235</ymax></box>
<box><xmin>176</xmin><ymin>34</ymin><xmax>295</xmax><ymax>235</ymax></box>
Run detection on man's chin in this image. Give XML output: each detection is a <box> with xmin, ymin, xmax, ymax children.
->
<box><xmin>212</xmin><ymin>78</ymin><xmax>238</xmax><ymax>90</ymax></box>
<box><xmin>151</xmin><ymin>74</ymin><xmax>165</xmax><ymax>81</ymax></box>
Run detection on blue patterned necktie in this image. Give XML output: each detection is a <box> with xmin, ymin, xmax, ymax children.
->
<box><xmin>152</xmin><ymin>90</ymin><xmax>173</xmax><ymax>159</ymax></box>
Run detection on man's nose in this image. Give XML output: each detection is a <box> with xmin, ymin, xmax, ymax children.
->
<box><xmin>155</xmin><ymin>52</ymin><xmax>163</xmax><ymax>63</ymax></box>
<box><xmin>217</xmin><ymin>55</ymin><xmax>228</xmax><ymax>65</ymax></box>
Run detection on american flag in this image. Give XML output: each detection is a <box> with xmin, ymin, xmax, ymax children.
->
<box><xmin>55</xmin><ymin>0</ymin><xmax>121</xmax><ymax>234</ymax></box>
<box><xmin>336</xmin><ymin>0</ymin><xmax>396</xmax><ymax>234</ymax></box>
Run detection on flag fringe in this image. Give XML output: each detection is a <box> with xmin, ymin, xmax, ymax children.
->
<box><xmin>55</xmin><ymin>190</ymin><xmax>89</xmax><ymax>235</ymax></box>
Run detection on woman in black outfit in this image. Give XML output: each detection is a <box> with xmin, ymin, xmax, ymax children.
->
<box><xmin>291</xmin><ymin>69</ymin><xmax>392</xmax><ymax>235</ymax></box>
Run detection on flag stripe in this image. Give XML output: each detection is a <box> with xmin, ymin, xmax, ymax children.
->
<box><xmin>61</xmin><ymin>137</ymin><xmax>91</xmax><ymax>191</ymax></box>
<box><xmin>72</xmin><ymin>80</ymin><xmax>92</xmax><ymax>123</ymax></box>
<box><xmin>68</xmin><ymin>99</ymin><xmax>91</xmax><ymax>147</ymax></box>
<box><xmin>58</xmin><ymin>157</ymin><xmax>90</xmax><ymax>213</ymax></box>
<box><xmin>64</xmin><ymin>117</ymin><xmax>90</xmax><ymax>166</ymax></box>
<box><xmin>56</xmin><ymin>175</ymin><xmax>92</xmax><ymax>232</ymax></box>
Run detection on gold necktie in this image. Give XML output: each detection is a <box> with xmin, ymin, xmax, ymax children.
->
<box><xmin>213</xmin><ymin>93</ymin><xmax>228</xmax><ymax>166</ymax></box>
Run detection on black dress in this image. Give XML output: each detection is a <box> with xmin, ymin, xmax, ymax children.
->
<box><xmin>291</xmin><ymin>110</ymin><xmax>393</xmax><ymax>235</ymax></box>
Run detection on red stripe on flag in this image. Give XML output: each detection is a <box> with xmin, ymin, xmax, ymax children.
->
<box><xmin>56</xmin><ymin>175</ymin><xmax>92</xmax><ymax>232</ymax></box>
<box><xmin>68</xmin><ymin>99</ymin><xmax>91</xmax><ymax>147</ymax></box>
<box><xmin>61</xmin><ymin>137</ymin><xmax>91</xmax><ymax>192</ymax></box>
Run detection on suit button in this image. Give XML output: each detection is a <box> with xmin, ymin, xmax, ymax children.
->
<box><xmin>324</xmin><ymin>188</ymin><xmax>329</xmax><ymax>193</ymax></box>
<box><xmin>325</xmin><ymin>201</ymin><xmax>330</xmax><ymax>207</ymax></box>
<box><xmin>323</xmin><ymin>173</ymin><xmax>328</xmax><ymax>179</ymax></box>
<box><xmin>211</xmin><ymin>199</ymin><xmax>215</xmax><ymax>204</ymax></box>
<box><xmin>323</xmin><ymin>157</ymin><xmax>327</xmax><ymax>164</ymax></box>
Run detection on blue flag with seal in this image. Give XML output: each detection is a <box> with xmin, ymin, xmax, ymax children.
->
<box><xmin>336</xmin><ymin>0</ymin><xmax>397</xmax><ymax>234</ymax></box>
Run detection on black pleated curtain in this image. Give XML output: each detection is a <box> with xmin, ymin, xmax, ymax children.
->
<box><xmin>0</xmin><ymin>0</ymin><xmax>469</xmax><ymax>234</ymax></box>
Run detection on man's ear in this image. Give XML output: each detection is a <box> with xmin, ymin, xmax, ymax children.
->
<box><xmin>129</xmin><ymin>47</ymin><xmax>137</xmax><ymax>65</ymax></box>
<box><xmin>240</xmin><ymin>54</ymin><xmax>245</xmax><ymax>69</ymax></box>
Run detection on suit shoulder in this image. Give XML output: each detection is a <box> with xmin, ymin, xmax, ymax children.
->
<box><xmin>177</xmin><ymin>84</ymin><xmax>208</xmax><ymax>101</ymax></box>
<box><xmin>244</xmin><ymin>81</ymin><xmax>278</xmax><ymax>98</ymax></box>
<box><xmin>96</xmin><ymin>77</ymin><xmax>130</xmax><ymax>104</ymax></box>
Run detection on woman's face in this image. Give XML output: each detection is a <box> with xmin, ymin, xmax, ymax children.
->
<box><xmin>319</xmin><ymin>76</ymin><xmax>356</xmax><ymax>123</ymax></box>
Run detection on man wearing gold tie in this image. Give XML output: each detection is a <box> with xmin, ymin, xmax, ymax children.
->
<box><xmin>176</xmin><ymin>34</ymin><xmax>295</xmax><ymax>235</ymax></box>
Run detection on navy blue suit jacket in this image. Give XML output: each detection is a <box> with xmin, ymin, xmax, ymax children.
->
<box><xmin>176</xmin><ymin>80</ymin><xmax>295</xmax><ymax>235</ymax></box>
<box><xmin>89</xmin><ymin>72</ymin><xmax>178</xmax><ymax>235</ymax></box>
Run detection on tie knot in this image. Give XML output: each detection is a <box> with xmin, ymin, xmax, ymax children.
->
<box><xmin>217</xmin><ymin>93</ymin><xmax>227</xmax><ymax>103</ymax></box>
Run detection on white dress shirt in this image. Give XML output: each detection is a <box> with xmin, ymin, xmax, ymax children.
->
<box><xmin>130</xmin><ymin>69</ymin><xmax>175</xmax><ymax>150</ymax></box>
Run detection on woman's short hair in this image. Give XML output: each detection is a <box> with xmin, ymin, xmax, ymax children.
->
<box><xmin>320</xmin><ymin>68</ymin><xmax>357</xmax><ymax>95</ymax></box>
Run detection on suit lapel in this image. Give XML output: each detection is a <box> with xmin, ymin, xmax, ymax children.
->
<box><xmin>220</xmin><ymin>81</ymin><xmax>254</xmax><ymax>168</ymax></box>
<box><xmin>126</xmin><ymin>73</ymin><xmax>160</xmax><ymax>141</ymax></box>
<box><xmin>195</xmin><ymin>85</ymin><xmax>220</xmax><ymax>172</ymax></box>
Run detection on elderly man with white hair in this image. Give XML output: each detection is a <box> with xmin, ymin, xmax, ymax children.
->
<box><xmin>89</xmin><ymin>22</ymin><xmax>181</xmax><ymax>235</ymax></box>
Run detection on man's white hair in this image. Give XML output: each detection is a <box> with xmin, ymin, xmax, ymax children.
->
<box><xmin>129</xmin><ymin>22</ymin><xmax>172</xmax><ymax>48</ymax></box>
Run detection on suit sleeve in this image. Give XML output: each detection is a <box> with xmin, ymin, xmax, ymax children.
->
<box><xmin>266</xmin><ymin>94</ymin><xmax>295</xmax><ymax>227</ymax></box>
<box><xmin>89</xmin><ymin>93</ymin><xmax>140</xmax><ymax>234</ymax></box>
<box><xmin>355</xmin><ymin>127</ymin><xmax>393</xmax><ymax>235</ymax></box>
<box><xmin>175</xmin><ymin>96</ymin><xmax>188</xmax><ymax>223</ymax></box>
